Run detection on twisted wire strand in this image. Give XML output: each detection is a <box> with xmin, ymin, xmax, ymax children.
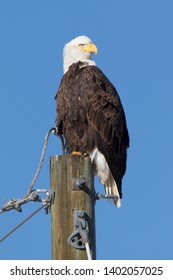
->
<box><xmin>24</xmin><ymin>127</ymin><xmax>57</xmax><ymax>198</ymax></box>
<box><xmin>0</xmin><ymin>204</ymin><xmax>44</xmax><ymax>243</ymax></box>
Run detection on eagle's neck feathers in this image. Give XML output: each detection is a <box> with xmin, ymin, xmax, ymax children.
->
<box><xmin>63</xmin><ymin>56</ymin><xmax>96</xmax><ymax>74</ymax></box>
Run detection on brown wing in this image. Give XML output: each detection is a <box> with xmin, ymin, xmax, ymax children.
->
<box><xmin>55</xmin><ymin>62</ymin><xmax>129</xmax><ymax>197</ymax></box>
<box><xmin>80</xmin><ymin>65</ymin><xmax>129</xmax><ymax>197</ymax></box>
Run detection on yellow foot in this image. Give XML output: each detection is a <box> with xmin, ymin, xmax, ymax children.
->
<box><xmin>72</xmin><ymin>151</ymin><xmax>82</xmax><ymax>155</ymax></box>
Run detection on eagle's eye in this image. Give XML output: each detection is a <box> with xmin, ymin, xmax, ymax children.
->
<box><xmin>79</xmin><ymin>43</ymin><xmax>86</xmax><ymax>47</ymax></box>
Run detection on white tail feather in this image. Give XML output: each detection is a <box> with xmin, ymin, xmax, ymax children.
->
<box><xmin>90</xmin><ymin>148</ymin><xmax>121</xmax><ymax>208</ymax></box>
<box><xmin>105</xmin><ymin>172</ymin><xmax>121</xmax><ymax>208</ymax></box>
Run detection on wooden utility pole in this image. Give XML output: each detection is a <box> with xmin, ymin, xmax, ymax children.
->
<box><xmin>50</xmin><ymin>154</ymin><xmax>96</xmax><ymax>260</ymax></box>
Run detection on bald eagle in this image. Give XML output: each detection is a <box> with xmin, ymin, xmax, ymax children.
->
<box><xmin>55</xmin><ymin>36</ymin><xmax>129</xmax><ymax>207</ymax></box>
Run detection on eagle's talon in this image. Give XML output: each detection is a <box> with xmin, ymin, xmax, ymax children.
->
<box><xmin>72</xmin><ymin>151</ymin><xmax>82</xmax><ymax>155</ymax></box>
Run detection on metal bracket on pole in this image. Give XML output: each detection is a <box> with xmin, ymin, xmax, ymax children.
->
<box><xmin>0</xmin><ymin>189</ymin><xmax>55</xmax><ymax>214</ymax></box>
<box><xmin>36</xmin><ymin>189</ymin><xmax>55</xmax><ymax>214</ymax></box>
<box><xmin>68</xmin><ymin>209</ymin><xmax>89</xmax><ymax>250</ymax></box>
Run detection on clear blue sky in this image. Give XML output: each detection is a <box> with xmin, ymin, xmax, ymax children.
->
<box><xmin>0</xmin><ymin>0</ymin><xmax>173</xmax><ymax>260</ymax></box>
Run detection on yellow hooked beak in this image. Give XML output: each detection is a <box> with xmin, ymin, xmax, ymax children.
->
<box><xmin>80</xmin><ymin>43</ymin><xmax>98</xmax><ymax>54</ymax></box>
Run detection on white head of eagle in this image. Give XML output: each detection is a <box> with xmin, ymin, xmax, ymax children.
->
<box><xmin>56</xmin><ymin>35</ymin><xmax>130</xmax><ymax>208</ymax></box>
<box><xmin>63</xmin><ymin>35</ymin><xmax>97</xmax><ymax>74</ymax></box>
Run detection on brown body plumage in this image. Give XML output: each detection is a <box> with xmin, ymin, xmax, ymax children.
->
<box><xmin>55</xmin><ymin>61</ymin><xmax>129</xmax><ymax>201</ymax></box>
